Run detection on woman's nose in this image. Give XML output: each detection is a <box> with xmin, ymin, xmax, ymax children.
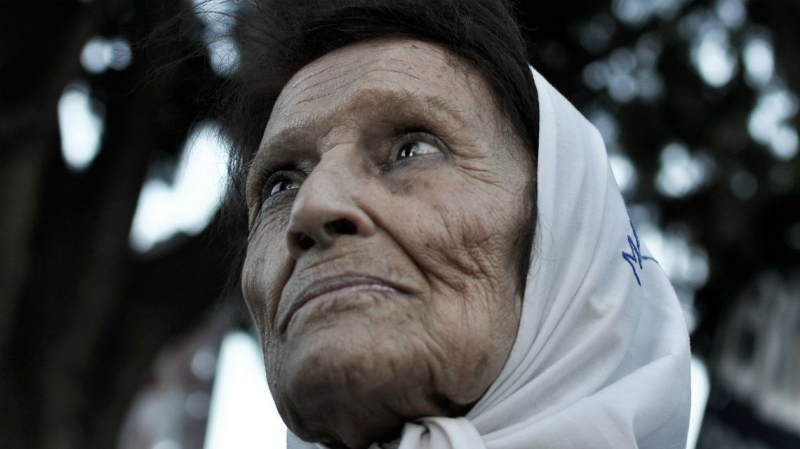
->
<box><xmin>285</xmin><ymin>159</ymin><xmax>376</xmax><ymax>258</ymax></box>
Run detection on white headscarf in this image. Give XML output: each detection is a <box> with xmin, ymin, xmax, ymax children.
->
<box><xmin>289</xmin><ymin>68</ymin><xmax>692</xmax><ymax>449</ymax></box>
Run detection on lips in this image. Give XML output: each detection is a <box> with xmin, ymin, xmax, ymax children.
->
<box><xmin>279</xmin><ymin>274</ymin><xmax>403</xmax><ymax>332</ymax></box>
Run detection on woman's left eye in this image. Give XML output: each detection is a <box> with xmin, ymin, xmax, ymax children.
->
<box><xmin>396</xmin><ymin>141</ymin><xmax>441</xmax><ymax>161</ymax></box>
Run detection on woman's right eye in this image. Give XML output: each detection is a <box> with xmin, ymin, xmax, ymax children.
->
<box><xmin>262</xmin><ymin>176</ymin><xmax>300</xmax><ymax>203</ymax></box>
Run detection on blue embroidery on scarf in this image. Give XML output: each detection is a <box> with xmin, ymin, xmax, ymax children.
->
<box><xmin>621</xmin><ymin>218</ymin><xmax>658</xmax><ymax>286</ymax></box>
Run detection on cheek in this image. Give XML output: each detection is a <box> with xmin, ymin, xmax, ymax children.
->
<box><xmin>378</xmin><ymin>180</ymin><xmax>525</xmax><ymax>403</ymax></box>
<box><xmin>241</xmin><ymin>224</ymin><xmax>293</xmax><ymax>335</ymax></box>
<box><xmin>411</xmin><ymin>179</ymin><xmax>526</xmax><ymax>313</ymax></box>
<box><xmin>407</xmin><ymin>180</ymin><xmax>526</xmax><ymax>288</ymax></box>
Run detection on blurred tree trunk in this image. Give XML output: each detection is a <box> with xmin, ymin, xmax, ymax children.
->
<box><xmin>0</xmin><ymin>1</ymin><xmax>228</xmax><ymax>448</ymax></box>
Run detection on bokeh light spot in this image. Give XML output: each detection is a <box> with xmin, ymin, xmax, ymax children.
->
<box><xmin>589</xmin><ymin>109</ymin><xmax>621</xmax><ymax>148</ymax></box>
<box><xmin>656</xmin><ymin>143</ymin><xmax>713</xmax><ymax>198</ymax></box>
<box><xmin>80</xmin><ymin>36</ymin><xmax>132</xmax><ymax>73</ymax></box>
<box><xmin>191</xmin><ymin>0</ymin><xmax>241</xmax><ymax>76</ymax></box>
<box><xmin>80</xmin><ymin>37</ymin><xmax>112</xmax><ymax>74</ymax></box>
<box><xmin>583</xmin><ymin>61</ymin><xmax>610</xmax><ymax>91</ymax></box>
<box><xmin>129</xmin><ymin>122</ymin><xmax>229</xmax><ymax>253</ymax></box>
<box><xmin>612</xmin><ymin>0</ymin><xmax>691</xmax><ymax>26</ymax></box>
<box><xmin>715</xmin><ymin>0</ymin><xmax>746</xmax><ymax>29</ymax></box>
<box><xmin>152</xmin><ymin>440</ymin><xmax>181</xmax><ymax>449</ymax></box>
<box><xmin>207</xmin><ymin>38</ymin><xmax>239</xmax><ymax>76</ymax></box>
<box><xmin>609</xmin><ymin>154</ymin><xmax>639</xmax><ymax>193</ymax></box>
<box><xmin>192</xmin><ymin>348</ymin><xmax>217</xmax><ymax>381</ymax></box>
<box><xmin>688</xmin><ymin>357</ymin><xmax>711</xmax><ymax>449</ymax></box>
<box><xmin>579</xmin><ymin>13</ymin><xmax>617</xmax><ymax>54</ymax></box>
<box><xmin>58</xmin><ymin>82</ymin><xmax>105</xmax><ymax>172</ymax></box>
<box><xmin>109</xmin><ymin>37</ymin><xmax>133</xmax><ymax>70</ymax></box>
<box><xmin>185</xmin><ymin>391</ymin><xmax>211</xmax><ymax>420</ymax></box>
<box><xmin>691</xmin><ymin>25</ymin><xmax>738</xmax><ymax>87</ymax></box>
<box><xmin>771</xmin><ymin>127</ymin><xmax>799</xmax><ymax>160</ymax></box>
<box><xmin>644</xmin><ymin>226</ymin><xmax>710</xmax><ymax>288</ymax></box>
<box><xmin>205</xmin><ymin>332</ymin><xmax>287</xmax><ymax>449</ymax></box>
<box><xmin>743</xmin><ymin>35</ymin><xmax>775</xmax><ymax>88</ymax></box>
<box><xmin>748</xmin><ymin>89</ymin><xmax>799</xmax><ymax>160</ymax></box>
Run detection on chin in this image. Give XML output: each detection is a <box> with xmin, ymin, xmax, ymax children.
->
<box><xmin>279</xmin><ymin>289</ymin><xmax>426</xmax><ymax>391</ymax></box>
<box><xmin>274</xmin><ymin>341</ymin><xmax>411</xmax><ymax>448</ymax></box>
<box><xmin>282</xmin><ymin>314</ymin><xmax>421</xmax><ymax>396</ymax></box>
<box><xmin>271</xmin><ymin>312</ymin><xmax>445</xmax><ymax>447</ymax></box>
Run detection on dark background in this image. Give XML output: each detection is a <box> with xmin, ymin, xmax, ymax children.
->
<box><xmin>1</xmin><ymin>0</ymin><xmax>798</xmax><ymax>448</ymax></box>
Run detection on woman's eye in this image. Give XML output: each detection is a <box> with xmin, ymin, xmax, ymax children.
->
<box><xmin>397</xmin><ymin>141</ymin><xmax>440</xmax><ymax>161</ymax></box>
<box><xmin>264</xmin><ymin>178</ymin><xmax>299</xmax><ymax>200</ymax></box>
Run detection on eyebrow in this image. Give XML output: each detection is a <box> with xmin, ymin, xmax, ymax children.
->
<box><xmin>254</xmin><ymin>124</ymin><xmax>319</xmax><ymax>174</ymax></box>
<box><xmin>245</xmin><ymin>126</ymin><xmax>317</xmax><ymax>205</ymax></box>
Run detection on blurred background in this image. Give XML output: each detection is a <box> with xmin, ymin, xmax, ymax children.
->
<box><xmin>1</xmin><ymin>0</ymin><xmax>798</xmax><ymax>448</ymax></box>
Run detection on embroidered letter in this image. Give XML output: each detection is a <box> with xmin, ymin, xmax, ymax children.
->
<box><xmin>621</xmin><ymin>219</ymin><xmax>657</xmax><ymax>286</ymax></box>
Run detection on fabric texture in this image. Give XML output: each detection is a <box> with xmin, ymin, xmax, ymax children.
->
<box><xmin>288</xmin><ymin>68</ymin><xmax>692</xmax><ymax>449</ymax></box>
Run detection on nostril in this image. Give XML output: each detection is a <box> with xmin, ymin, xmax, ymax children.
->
<box><xmin>327</xmin><ymin>219</ymin><xmax>357</xmax><ymax>235</ymax></box>
<box><xmin>297</xmin><ymin>233</ymin><xmax>315</xmax><ymax>250</ymax></box>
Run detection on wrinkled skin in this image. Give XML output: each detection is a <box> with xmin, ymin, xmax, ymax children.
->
<box><xmin>241</xmin><ymin>38</ymin><xmax>533</xmax><ymax>448</ymax></box>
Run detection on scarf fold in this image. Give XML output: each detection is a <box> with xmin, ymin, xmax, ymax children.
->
<box><xmin>289</xmin><ymin>68</ymin><xmax>691</xmax><ymax>449</ymax></box>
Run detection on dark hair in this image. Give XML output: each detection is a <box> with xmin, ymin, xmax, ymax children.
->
<box><xmin>217</xmin><ymin>0</ymin><xmax>539</xmax><ymax>292</ymax></box>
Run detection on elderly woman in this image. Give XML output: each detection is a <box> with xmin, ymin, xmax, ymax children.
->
<box><xmin>219</xmin><ymin>0</ymin><xmax>692</xmax><ymax>447</ymax></box>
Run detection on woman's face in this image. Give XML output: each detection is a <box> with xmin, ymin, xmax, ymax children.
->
<box><xmin>242</xmin><ymin>38</ymin><xmax>533</xmax><ymax>448</ymax></box>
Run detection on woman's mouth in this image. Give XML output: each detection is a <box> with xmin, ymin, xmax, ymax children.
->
<box><xmin>279</xmin><ymin>274</ymin><xmax>401</xmax><ymax>332</ymax></box>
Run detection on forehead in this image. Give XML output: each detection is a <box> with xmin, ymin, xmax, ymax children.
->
<box><xmin>263</xmin><ymin>38</ymin><xmax>493</xmax><ymax>137</ymax></box>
